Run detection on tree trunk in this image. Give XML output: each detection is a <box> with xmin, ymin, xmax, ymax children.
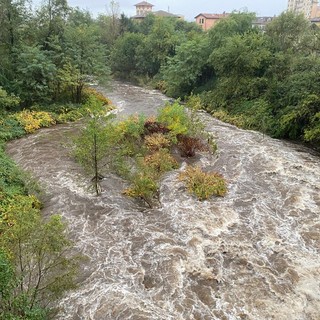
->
<box><xmin>93</xmin><ymin>133</ymin><xmax>100</xmax><ymax>195</ymax></box>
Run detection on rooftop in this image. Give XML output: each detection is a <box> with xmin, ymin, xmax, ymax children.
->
<box><xmin>195</xmin><ymin>13</ymin><xmax>229</xmax><ymax>19</ymax></box>
<box><xmin>134</xmin><ymin>1</ymin><xmax>154</xmax><ymax>7</ymax></box>
<box><xmin>153</xmin><ymin>10</ymin><xmax>179</xmax><ymax>17</ymax></box>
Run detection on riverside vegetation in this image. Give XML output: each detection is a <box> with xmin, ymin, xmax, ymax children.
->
<box><xmin>73</xmin><ymin>97</ymin><xmax>226</xmax><ymax>207</ymax></box>
<box><xmin>0</xmin><ymin>87</ymin><xmax>112</xmax><ymax>319</ymax></box>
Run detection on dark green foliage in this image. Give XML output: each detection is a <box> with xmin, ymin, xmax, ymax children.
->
<box><xmin>13</xmin><ymin>45</ymin><xmax>57</xmax><ymax>106</ymax></box>
<box><xmin>265</xmin><ymin>12</ymin><xmax>311</xmax><ymax>52</ymax></box>
<box><xmin>0</xmin><ymin>146</ymin><xmax>26</xmax><ymax>197</ymax></box>
<box><xmin>110</xmin><ymin>32</ymin><xmax>145</xmax><ymax>77</ymax></box>
<box><xmin>162</xmin><ymin>35</ymin><xmax>211</xmax><ymax>97</ymax></box>
<box><xmin>208</xmin><ymin>12</ymin><xmax>256</xmax><ymax>49</ymax></box>
<box><xmin>181</xmin><ymin>12</ymin><xmax>320</xmax><ymax>148</ymax></box>
<box><xmin>0</xmin><ymin>87</ymin><xmax>20</xmax><ymax>111</ymax></box>
<box><xmin>0</xmin><ymin>117</ymin><xmax>25</xmax><ymax>141</ymax></box>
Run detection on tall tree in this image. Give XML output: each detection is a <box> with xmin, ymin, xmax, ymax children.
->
<box><xmin>63</xmin><ymin>22</ymin><xmax>110</xmax><ymax>102</ymax></box>
<box><xmin>266</xmin><ymin>12</ymin><xmax>310</xmax><ymax>52</ymax></box>
<box><xmin>110</xmin><ymin>32</ymin><xmax>144</xmax><ymax>77</ymax></box>
<box><xmin>35</xmin><ymin>0</ymin><xmax>70</xmax><ymax>47</ymax></box>
<box><xmin>0</xmin><ymin>195</ymin><xmax>81</xmax><ymax>318</ymax></box>
<box><xmin>73</xmin><ymin>97</ymin><xmax>114</xmax><ymax>195</ymax></box>
<box><xmin>162</xmin><ymin>35</ymin><xmax>211</xmax><ymax>97</ymax></box>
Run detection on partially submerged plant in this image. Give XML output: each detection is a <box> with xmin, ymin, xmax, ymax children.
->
<box><xmin>123</xmin><ymin>169</ymin><xmax>158</xmax><ymax>208</ymax></box>
<box><xmin>179</xmin><ymin>166</ymin><xmax>227</xmax><ymax>200</ymax></box>
<box><xmin>177</xmin><ymin>134</ymin><xmax>206</xmax><ymax>157</ymax></box>
<box><xmin>144</xmin><ymin>148</ymin><xmax>179</xmax><ymax>175</ymax></box>
<box><xmin>73</xmin><ymin>99</ymin><xmax>220</xmax><ymax>205</ymax></box>
<box><xmin>144</xmin><ymin>133</ymin><xmax>171</xmax><ymax>151</ymax></box>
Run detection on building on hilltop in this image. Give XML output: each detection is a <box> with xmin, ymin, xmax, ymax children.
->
<box><xmin>133</xmin><ymin>1</ymin><xmax>153</xmax><ymax>19</ymax></box>
<box><xmin>195</xmin><ymin>13</ymin><xmax>229</xmax><ymax>31</ymax></box>
<box><xmin>131</xmin><ymin>2</ymin><xmax>183</xmax><ymax>20</ymax></box>
<box><xmin>287</xmin><ymin>0</ymin><xmax>320</xmax><ymax>18</ymax></box>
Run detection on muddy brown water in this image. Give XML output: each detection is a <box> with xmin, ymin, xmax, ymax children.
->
<box><xmin>6</xmin><ymin>81</ymin><xmax>320</xmax><ymax>320</ymax></box>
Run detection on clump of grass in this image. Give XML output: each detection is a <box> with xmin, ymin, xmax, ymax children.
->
<box><xmin>144</xmin><ymin>133</ymin><xmax>171</xmax><ymax>151</ymax></box>
<box><xmin>144</xmin><ymin>149</ymin><xmax>179</xmax><ymax>175</ymax></box>
<box><xmin>179</xmin><ymin>166</ymin><xmax>227</xmax><ymax>200</ymax></box>
<box><xmin>123</xmin><ymin>169</ymin><xmax>158</xmax><ymax>208</ymax></box>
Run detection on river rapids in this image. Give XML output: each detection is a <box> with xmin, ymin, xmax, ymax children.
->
<box><xmin>6</xmin><ymin>82</ymin><xmax>320</xmax><ymax>320</ymax></box>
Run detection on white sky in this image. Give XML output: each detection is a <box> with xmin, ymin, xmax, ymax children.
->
<box><xmin>34</xmin><ymin>0</ymin><xmax>288</xmax><ymax>21</ymax></box>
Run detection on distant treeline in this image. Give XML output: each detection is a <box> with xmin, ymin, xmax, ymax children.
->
<box><xmin>0</xmin><ymin>0</ymin><xmax>319</xmax><ymax>147</ymax></box>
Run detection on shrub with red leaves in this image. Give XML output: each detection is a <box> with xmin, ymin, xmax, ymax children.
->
<box><xmin>177</xmin><ymin>134</ymin><xmax>206</xmax><ymax>157</ymax></box>
<box><xmin>144</xmin><ymin>120</ymin><xmax>170</xmax><ymax>135</ymax></box>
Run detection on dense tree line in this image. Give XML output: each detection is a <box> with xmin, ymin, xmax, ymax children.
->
<box><xmin>1</xmin><ymin>2</ymin><xmax>319</xmax><ymax>145</ymax></box>
<box><xmin>0</xmin><ymin>0</ymin><xmax>111</xmax><ymax>108</ymax></box>
<box><xmin>110</xmin><ymin>12</ymin><xmax>320</xmax><ymax>147</ymax></box>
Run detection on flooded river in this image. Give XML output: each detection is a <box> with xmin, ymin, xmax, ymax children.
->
<box><xmin>6</xmin><ymin>81</ymin><xmax>320</xmax><ymax>320</ymax></box>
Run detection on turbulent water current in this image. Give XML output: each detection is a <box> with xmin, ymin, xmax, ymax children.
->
<box><xmin>6</xmin><ymin>81</ymin><xmax>320</xmax><ymax>320</ymax></box>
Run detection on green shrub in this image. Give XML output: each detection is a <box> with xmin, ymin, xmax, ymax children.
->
<box><xmin>211</xmin><ymin>109</ymin><xmax>246</xmax><ymax>128</ymax></box>
<box><xmin>157</xmin><ymin>101</ymin><xmax>190</xmax><ymax>137</ymax></box>
<box><xmin>0</xmin><ymin>87</ymin><xmax>20</xmax><ymax>111</ymax></box>
<box><xmin>0</xmin><ymin>117</ymin><xmax>25</xmax><ymax>141</ymax></box>
<box><xmin>57</xmin><ymin>109</ymin><xmax>84</xmax><ymax>123</ymax></box>
<box><xmin>179</xmin><ymin>166</ymin><xmax>227</xmax><ymax>200</ymax></box>
<box><xmin>123</xmin><ymin>170</ymin><xmax>158</xmax><ymax>207</ymax></box>
<box><xmin>0</xmin><ymin>149</ymin><xmax>26</xmax><ymax>198</ymax></box>
<box><xmin>304</xmin><ymin>112</ymin><xmax>320</xmax><ymax>145</ymax></box>
<box><xmin>82</xmin><ymin>87</ymin><xmax>112</xmax><ymax>106</ymax></box>
<box><xmin>117</xmin><ymin>115</ymin><xmax>146</xmax><ymax>140</ymax></box>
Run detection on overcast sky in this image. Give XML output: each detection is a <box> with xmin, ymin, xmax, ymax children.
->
<box><xmin>35</xmin><ymin>0</ymin><xmax>288</xmax><ymax>21</ymax></box>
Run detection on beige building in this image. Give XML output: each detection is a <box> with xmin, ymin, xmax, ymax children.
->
<box><xmin>134</xmin><ymin>1</ymin><xmax>153</xmax><ymax>17</ymax></box>
<box><xmin>195</xmin><ymin>13</ymin><xmax>229</xmax><ymax>31</ymax></box>
<box><xmin>132</xmin><ymin>1</ymin><xmax>183</xmax><ymax>20</ymax></box>
<box><xmin>287</xmin><ymin>0</ymin><xmax>320</xmax><ymax>18</ymax></box>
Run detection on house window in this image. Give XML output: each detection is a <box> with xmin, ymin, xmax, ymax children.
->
<box><xmin>199</xmin><ymin>18</ymin><xmax>204</xmax><ymax>24</ymax></box>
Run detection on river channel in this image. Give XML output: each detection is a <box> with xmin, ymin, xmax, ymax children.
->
<box><xmin>6</xmin><ymin>81</ymin><xmax>320</xmax><ymax>320</ymax></box>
